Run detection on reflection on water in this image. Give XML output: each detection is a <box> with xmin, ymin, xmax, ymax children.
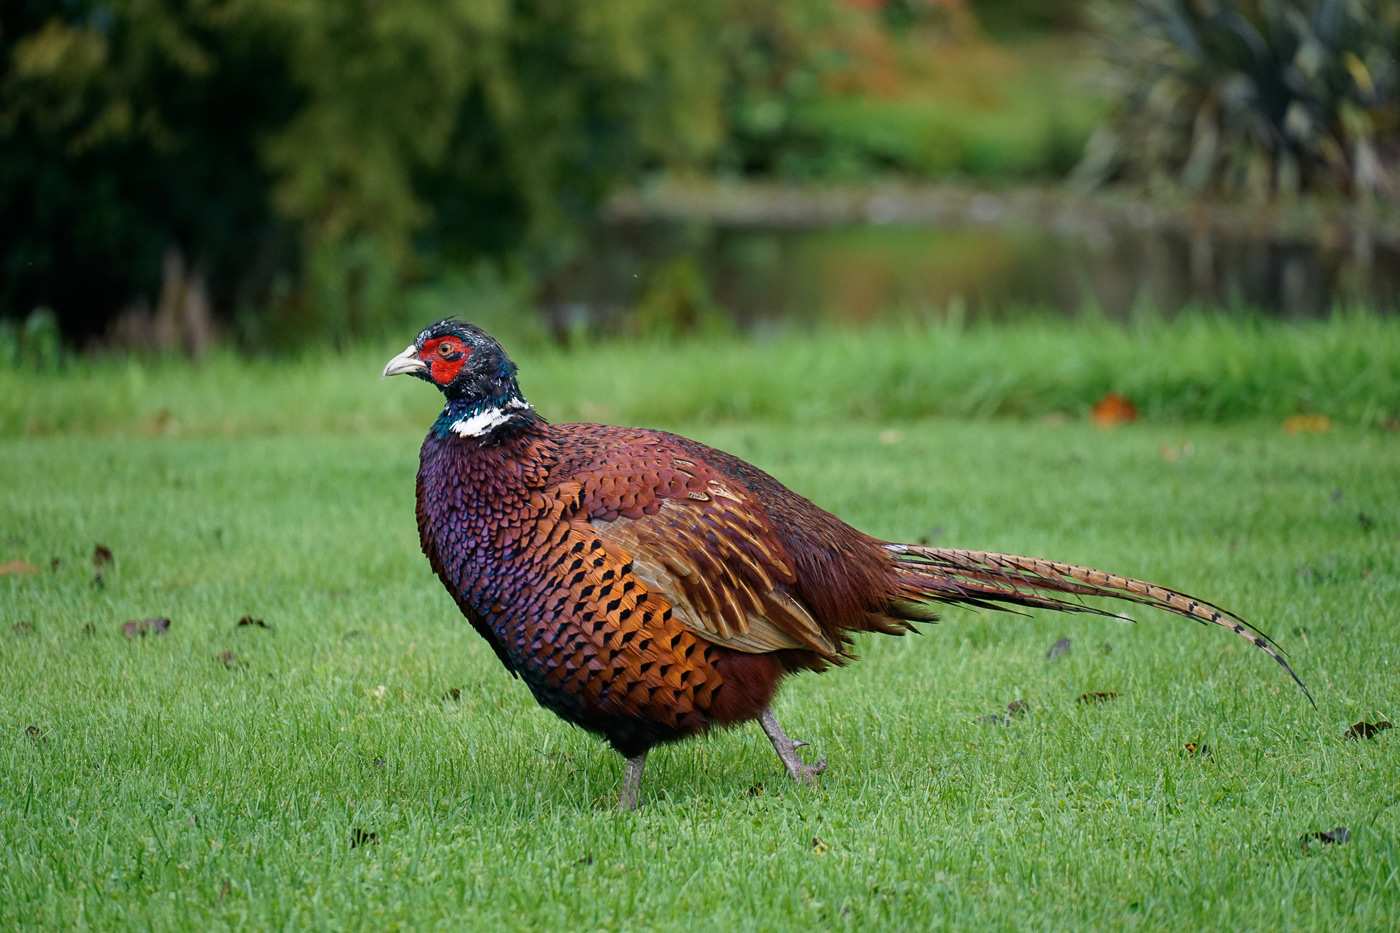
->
<box><xmin>540</xmin><ymin>218</ymin><xmax>1399</xmax><ymax>334</ymax></box>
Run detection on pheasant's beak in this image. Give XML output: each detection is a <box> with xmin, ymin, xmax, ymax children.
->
<box><xmin>382</xmin><ymin>345</ymin><xmax>427</xmax><ymax>379</ymax></box>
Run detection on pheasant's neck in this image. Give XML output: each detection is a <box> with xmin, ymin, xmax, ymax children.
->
<box><xmin>432</xmin><ymin>386</ymin><xmax>540</xmax><ymax>444</ymax></box>
<box><xmin>415</xmin><ymin>416</ymin><xmax>556</xmax><ymax>639</ymax></box>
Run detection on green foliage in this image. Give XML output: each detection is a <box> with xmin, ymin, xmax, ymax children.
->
<box><xmin>716</xmin><ymin>20</ymin><xmax>1104</xmax><ymax>185</ymax></box>
<box><xmin>972</xmin><ymin>0</ymin><xmax>1092</xmax><ymax>37</ymax></box>
<box><xmin>252</xmin><ymin>0</ymin><xmax>743</xmax><ymax>264</ymax></box>
<box><xmin>0</xmin><ymin>307</ymin><xmax>61</xmax><ymax>370</ymax></box>
<box><xmin>0</xmin><ymin>1</ymin><xmax>293</xmax><ymax>342</ymax></box>
<box><xmin>785</xmin><ymin>73</ymin><xmax>1101</xmax><ymax>180</ymax></box>
<box><xmin>1084</xmin><ymin>0</ymin><xmax>1400</xmax><ymax>201</ymax></box>
<box><xmin>0</xmin><ymin>0</ymin><xmax>836</xmax><ymax>343</ymax></box>
<box><xmin>631</xmin><ymin>256</ymin><xmax>731</xmax><ymax>338</ymax></box>
<box><xmin>710</xmin><ymin>2</ymin><xmax>852</xmax><ymax>177</ymax></box>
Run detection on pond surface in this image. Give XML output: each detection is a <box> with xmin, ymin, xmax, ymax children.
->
<box><xmin>540</xmin><ymin>199</ymin><xmax>1400</xmax><ymax>333</ymax></box>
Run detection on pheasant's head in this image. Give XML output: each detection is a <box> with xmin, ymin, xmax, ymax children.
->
<box><xmin>383</xmin><ymin>320</ymin><xmax>535</xmax><ymax>439</ymax></box>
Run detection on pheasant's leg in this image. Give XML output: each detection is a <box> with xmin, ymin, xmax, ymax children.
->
<box><xmin>618</xmin><ymin>751</ymin><xmax>648</xmax><ymax>811</ymax></box>
<box><xmin>759</xmin><ymin>706</ymin><xmax>827</xmax><ymax>786</ymax></box>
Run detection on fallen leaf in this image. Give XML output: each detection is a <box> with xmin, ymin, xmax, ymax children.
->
<box><xmin>1300</xmin><ymin>826</ymin><xmax>1349</xmax><ymax>852</ymax></box>
<box><xmin>215</xmin><ymin>650</ymin><xmax>241</xmax><ymax>670</ymax></box>
<box><xmin>350</xmin><ymin>828</ymin><xmax>378</xmax><ymax>848</ymax></box>
<box><xmin>442</xmin><ymin>687</ymin><xmax>462</xmax><ymax>701</ymax></box>
<box><xmin>978</xmin><ymin>699</ymin><xmax>1030</xmax><ymax>726</ymax></box>
<box><xmin>50</xmin><ymin>557</ymin><xmax>62</xmax><ymax>570</ymax></box>
<box><xmin>1158</xmin><ymin>441</ymin><xmax>1194</xmax><ymax>463</ymax></box>
<box><xmin>1282</xmin><ymin>414</ymin><xmax>1332</xmax><ymax>434</ymax></box>
<box><xmin>0</xmin><ymin>559</ymin><xmax>39</xmax><ymax>577</ymax></box>
<box><xmin>1098</xmin><ymin>642</ymin><xmax>1114</xmax><ymax>655</ymax></box>
<box><xmin>236</xmin><ymin>615</ymin><xmax>272</xmax><ymax>631</ymax></box>
<box><xmin>745</xmin><ymin>782</ymin><xmax>766</xmax><ymax>797</ymax></box>
<box><xmin>92</xmin><ymin>544</ymin><xmax>113</xmax><ymax>585</ymax></box>
<box><xmin>82</xmin><ymin>622</ymin><xmax>96</xmax><ymax>637</ymax></box>
<box><xmin>1183</xmin><ymin>742</ymin><xmax>1213</xmax><ymax>758</ymax></box>
<box><xmin>121</xmin><ymin>617</ymin><xmax>171</xmax><ymax>638</ymax></box>
<box><xmin>1344</xmin><ymin>720</ymin><xmax>1392</xmax><ymax>741</ymax></box>
<box><xmin>144</xmin><ymin>408</ymin><xmax>179</xmax><ymax>436</ymax></box>
<box><xmin>12</xmin><ymin>620</ymin><xmax>33</xmax><ymax>635</ymax></box>
<box><xmin>1077</xmin><ymin>691</ymin><xmax>1121</xmax><ymax>704</ymax></box>
<box><xmin>25</xmin><ymin>725</ymin><xmax>44</xmax><ymax>742</ymax></box>
<box><xmin>811</xmin><ymin>836</ymin><xmax>829</xmax><ymax>855</ymax></box>
<box><xmin>1091</xmin><ymin>392</ymin><xmax>1138</xmax><ymax>428</ymax></box>
<box><xmin>1357</xmin><ymin>513</ymin><xmax>1375</xmax><ymax>532</ymax></box>
<box><xmin>1046</xmin><ymin>637</ymin><xmax>1072</xmax><ymax>660</ymax></box>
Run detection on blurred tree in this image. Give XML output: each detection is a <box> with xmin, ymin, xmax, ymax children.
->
<box><xmin>0</xmin><ymin>0</ymin><xmax>295</xmax><ymax>346</ymax></box>
<box><xmin>0</xmin><ymin>0</ymin><xmax>840</xmax><ymax>346</ymax></box>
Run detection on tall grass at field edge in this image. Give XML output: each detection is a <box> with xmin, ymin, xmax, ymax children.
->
<box><xmin>2</xmin><ymin>310</ymin><xmax>1396</xmax><ymax>437</ymax></box>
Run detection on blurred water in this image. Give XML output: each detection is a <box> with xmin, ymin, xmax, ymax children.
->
<box><xmin>540</xmin><ymin>218</ymin><xmax>1399</xmax><ymax>334</ymax></box>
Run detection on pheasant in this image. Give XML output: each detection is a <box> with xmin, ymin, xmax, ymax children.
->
<box><xmin>384</xmin><ymin>320</ymin><xmax>1311</xmax><ymax>809</ymax></box>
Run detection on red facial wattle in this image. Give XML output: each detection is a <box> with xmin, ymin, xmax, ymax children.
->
<box><xmin>420</xmin><ymin>337</ymin><xmax>470</xmax><ymax>385</ymax></box>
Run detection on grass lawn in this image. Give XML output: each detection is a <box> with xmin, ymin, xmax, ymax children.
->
<box><xmin>2</xmin><ymin>318</ymin><xmax>1398</xmax><ymax>929</ymax></box>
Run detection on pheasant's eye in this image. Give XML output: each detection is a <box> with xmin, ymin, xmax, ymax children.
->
<box><xmin>438</xmin><ymin>342</ymin><xmax>455</xmax><ymax>357</ymax></box>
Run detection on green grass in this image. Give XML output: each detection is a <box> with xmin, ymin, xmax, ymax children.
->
<box><xmin>3</xmin><ymin>318</ymin><xmax>1399</xmax><ymax>929</ymax></box>
<box><xmin>4</xmin><ymin>313</ymin><xmax>1398</xmax><ymax>439</ymax></box>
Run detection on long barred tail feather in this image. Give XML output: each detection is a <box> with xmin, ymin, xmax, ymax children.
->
<box><xmin>886</xmin><ymin>544</ymin><xmax>1314</xmax><ymax>708</ymax></box>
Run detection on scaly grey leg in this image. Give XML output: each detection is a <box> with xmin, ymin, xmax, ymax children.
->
<box><xmin>759</xmin><ymin>706</ymin><xmax>827</xmax><ymax>786</ymax></box>
<box><xmin>618</xmin><ymin>751</ymin><xmax>648</xmax><ymax>811</ymax></box>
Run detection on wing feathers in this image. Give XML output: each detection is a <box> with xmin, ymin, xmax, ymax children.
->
<box><xmin>591</xmin><ymin>505</ymin><xmax>838</xmax><ymax>656</ymax></box>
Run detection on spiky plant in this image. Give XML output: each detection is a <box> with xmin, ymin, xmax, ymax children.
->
<box><xmin>1081</xmin><ymin>0</ymin><xmax>1399</xmax><ymax>202</ymax></box>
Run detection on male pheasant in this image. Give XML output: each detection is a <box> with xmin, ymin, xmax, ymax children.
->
<box><xmin>384</xmin><ymin>320</ymin><xmax>1310</xmax><ymax>809</ymax></box>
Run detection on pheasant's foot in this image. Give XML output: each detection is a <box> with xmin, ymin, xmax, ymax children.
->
<box><xmin>791</xmin><ymin>756</ymin><xmax>828</xmax><ymax>786</ymax></box>
<box><xmin>618</xmin><ymin>751</ymin><xmax>647</xmax><ymax>811</ymax></box>
<box><xmin>759</xmin><ymin>706</ymin><xmax>827</xmax><ymax>787</ymax></box>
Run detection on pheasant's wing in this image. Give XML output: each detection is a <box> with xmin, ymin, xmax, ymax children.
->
<box><xmin>562</xmin><ymin>434</ymin><xmax>839</xmax><ymax>658</ymax></box>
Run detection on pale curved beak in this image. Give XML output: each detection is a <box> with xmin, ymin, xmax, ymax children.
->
<box><xmin>382</xmin><ymin>344</ymin><xmax>427</xmax><ymax>379</ymax></box>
